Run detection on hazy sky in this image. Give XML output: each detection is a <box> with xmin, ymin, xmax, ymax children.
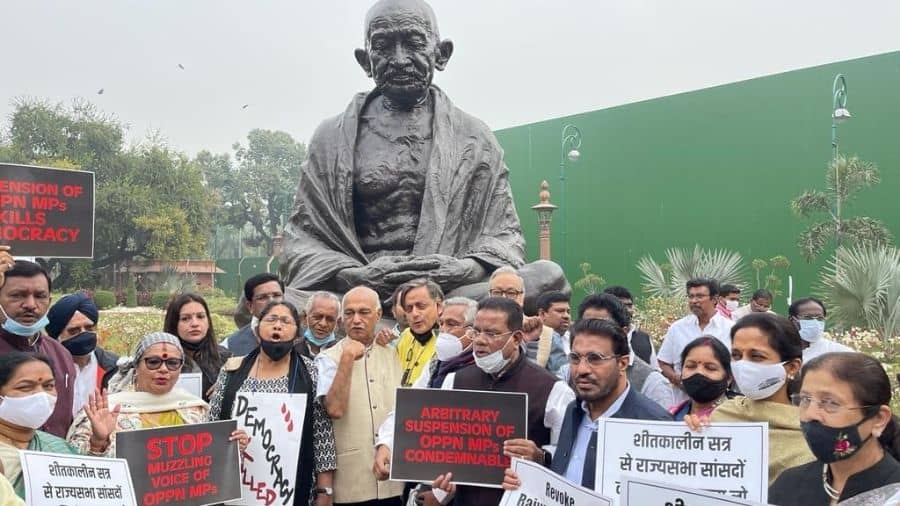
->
<box><xmin>1</xmin><ymin>1</ymin><xmax>898</xmax><ymax>157</ymax></box>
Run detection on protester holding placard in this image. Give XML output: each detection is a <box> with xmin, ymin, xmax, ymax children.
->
<box><xmin>536</xmin><ymin>319</ymin><xmax>670</xmax><ymax>490</ymax></box>
<box><xmin>163</xmin><ymin>293</ymin><xmax>232</xmax><ymax>401</ymax></box>
<box><xmin>0</xmin><ymin>257</ymin><xmax>77</xmax><ymax>438</ymax></box>
<box><xmin>0</xmin><ymin>352</ymin><xmax>76</xmax><ymax>499</ymax></box>
<box><xmin>209</xmin><ymin>299</ymin><xmax>336</xmax><ymax>506</ymax></box>
<box><xmin>68</xmin><ymin>332</ymin><xmax>249</xmax><ymax>457</ymax></box>
<box><xmin>45</xmin><ymin>292</ymin><xmax>119</xmax><ymax>416</ymax></box>
<box><xmin>687</xmin><ymin>313</ymin><xmax>814</xmax><ymax>484</ymax></box>
<box><xmin>430</xmin><ymin>297</ymin><xmax>575</xmax><ymax>505</ymax></box>
<box><xmin>769</xmin><ymin>352</ymin><xmax>900</xmax><ymax>504</ymax></box>
<box><xmin>670</xmin><ymin>337</ymin><xmax>734</xmax><ymax>421</ymax></box>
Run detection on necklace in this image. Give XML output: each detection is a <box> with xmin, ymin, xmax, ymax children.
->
<box><xmin>822</xmin><ymin>464</ymin><xmax>841</xmax><ymax>501</ymax></box>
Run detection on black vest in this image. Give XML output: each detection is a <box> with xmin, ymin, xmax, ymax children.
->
<box><xmin>451</xmin><ymin>349</ymin><xmax>560</xmax><ymax>505</ymax></box>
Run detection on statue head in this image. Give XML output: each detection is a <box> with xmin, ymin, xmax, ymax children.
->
<box><xmin>355</xmin><ymin>0</ymin><xmax>454</xmax><ymax>109</ymax></box>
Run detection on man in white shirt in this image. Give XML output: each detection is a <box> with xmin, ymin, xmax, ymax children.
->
<box><xmin>788</xmin><ymin>297</ymin><xmax>852</xmax><ymax>363</ymax></box>
<box><xmin>657</xmin><ymin>278</ymin><xmax>734</xmax><ymax>393</ymax></box>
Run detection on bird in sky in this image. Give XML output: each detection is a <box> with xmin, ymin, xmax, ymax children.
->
<box><xmin>97</xmin><ymin>88</ymin><xmax>104</xmax><ymax>95</ymax></box>
<box><xmin>177</xmin><ymin>63</ymin><xmax>185</xmax><ymax>70</ymax></box>
<box><xmin>241</xmin><ymin>104</ymin><xmax>249</xmax><ymax>110</ymax></box>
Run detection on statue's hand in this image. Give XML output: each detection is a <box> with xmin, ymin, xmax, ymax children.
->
<box><xmin>383</xmin><ymin>256</ymin><xmax>486</xmax><ymax>291</ymax></box>
<box><xmin>336</xmin><ymin>256</ymin><xmax>441</xmax><ymax>294</ymax></box>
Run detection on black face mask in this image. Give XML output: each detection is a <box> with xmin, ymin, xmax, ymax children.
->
<box><xmin>801</xmin><ymin>417</ymin><xmax>873</xmax><ymax>463</ymax></box>
<box><xmin>682</xmin><ymin>373</ymin><xmax>729</xmax><ymax>404</ymax></box>
<box><xmin>261</xmin><ymin>340</ymin><xmax>293</xmax><ymax>361</ymax></box>
<box><xmin>61</xmin><ymin>331</ymin><xmax>98</xmax><ymax>357</ymax></box>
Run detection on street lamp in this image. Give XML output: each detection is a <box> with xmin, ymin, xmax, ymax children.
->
<box><xmin>531</xmin><ymin>181</ymin><xmax>558</xmax><ymax>261</ymax></box>
<box><xmin>559</xmin><ymin>124</ymin><xmax>582</xmax><ymax>270</ymax></box>
<box><xmin>831</xmin><ymin>74</ymin><xmax>850</xmax><ymax>248</ymax></box>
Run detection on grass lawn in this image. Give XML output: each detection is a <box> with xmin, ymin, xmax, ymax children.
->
<box><xmin>97</xmin><ymin>309</ymin><xmax>237</xmax><ymax>356</ymax></box>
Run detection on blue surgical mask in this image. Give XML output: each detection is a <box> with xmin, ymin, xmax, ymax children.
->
<box><xmin>304</xmin><ymin>327</ymin><xmax>335</xmax><ymax>348</ymax></box>
<box><xmin>0</xmin><ymin>304</ymin><xmax>49</xmax><ymax>337</ymax></box>
<box><xmin>798</xmin><ymin>319</ymin><xmax>825</xmax><ymax>343</ymax></box>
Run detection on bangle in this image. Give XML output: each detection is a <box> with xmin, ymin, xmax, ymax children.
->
<box><xmin>89</xmin><ymin>437</ymin><xmax>108</xmax><ymax>453</ymax></box>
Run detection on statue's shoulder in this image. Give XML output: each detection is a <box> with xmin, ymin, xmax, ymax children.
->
<box><xmin>309</xmin><ymin>91</ymin><xmax>371</xmax><ymax>147</ymax></box>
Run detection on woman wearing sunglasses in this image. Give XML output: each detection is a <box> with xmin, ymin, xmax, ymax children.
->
<box><xmin>67</xmin><ymin>332</ymin><xmax>248</xmax><ymax>456</ymax></box>
<box><xmin>769</xmin><ymin>352</ymin><xmax>900</xmax><ymax>505</ymax></box>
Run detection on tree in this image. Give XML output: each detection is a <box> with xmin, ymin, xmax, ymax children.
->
<box><xmin>0</xmin><ymin>98</ymin><xmax>213</xmax><ymax>289</ymax></box>
<box><xmin>573</xmin><ymin>262</ymin><xmax>605</xmax><ymax>295</ymax></box>
<box><xmin>791</xmin><ymin>155</ymin><xmax>892</xmax><ymax>262</ymax></box>
<box><xmin>636</xmin><ymin>245</ymin><xmax>745</xmax><ymax>299</ymax></box>
<box><xmin>197</xmin><ymin>129</ymin><xmax>305</xmax><ymax>254</ymax></box>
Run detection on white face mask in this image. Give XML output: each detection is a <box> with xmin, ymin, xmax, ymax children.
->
<box><xmin>798</xmin><ymin>320</ymin><xmax>825</xmax><ymax>343</ymax></box>
<box><xmin>435</xmin><ymin>332</ymin><xmax>463</xmax><ymax>362</ymax></box>
<box><xmin>473</xmin><ymin>335</ymin><xmax>513</xmax><ymax>375</ymax></box>
<box><xmin>726</xmin><ymin>300</ymin><xmax>740</xmax><ymax>311</ymax></box>
<box><xmin>0</xmin><ymin>391</ymin><xmax>57</xmax><ymax>429</ymax></box>
<box><xmin>732</xmin><ymin>360</ymin><xmax>787</xmax><ymax>400</ymax></box>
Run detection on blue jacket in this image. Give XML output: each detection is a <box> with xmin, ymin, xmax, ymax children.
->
<box><xmin>550</xmin><ymin>387</ymin><xmax>672</xmax><ymax>489</ymax></box>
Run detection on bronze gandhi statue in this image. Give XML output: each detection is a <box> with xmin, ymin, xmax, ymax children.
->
<box><xmin>279</xmin><ymin>0</ymin><xmax>568</xmax><ymax>311</ymax></box>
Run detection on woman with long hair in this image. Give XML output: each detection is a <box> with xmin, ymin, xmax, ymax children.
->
<box><xmin>163</xmin><ymin>293</ymin><xmax>231</xmax><ymax>401</ymax></box>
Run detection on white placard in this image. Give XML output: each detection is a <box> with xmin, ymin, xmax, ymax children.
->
<box><xmin>621</xmin><ymin>476</ymin><xmax>767</xmax><ymax>506</ymax></box>
<box><xmin>229</xmin><ymin>392</ymin><xmax>307</xmax><ymax>505</ymax></box>
<box><xmin>499</xmin><ymin>458</ymin><xmax>613</xmax><ymax>506</ymax></box>
<box><xmin>176</xmin><ymin>372</ymin><xmax>203</xmax><ymax>398</ymax></box>
<box><xmin>19</xmin><ymin>450</ymin><xmax>137</xmax><ymax>506</ymax></box>
<box><xmin>595</xmin><ymin>419</ymin><xmax>769</xmax><ymax>505</ymax></box>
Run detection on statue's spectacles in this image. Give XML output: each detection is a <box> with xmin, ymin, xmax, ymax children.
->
<box><xmin>489</xmin><ymin>289</ymin><xmax>523</xmax><ymax>298</ymax></box>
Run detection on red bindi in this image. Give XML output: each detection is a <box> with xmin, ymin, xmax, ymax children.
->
<box><xmin>161</xmin><ymin>353</ymin><xmax>169</xmax><ymax>359</ymax></box>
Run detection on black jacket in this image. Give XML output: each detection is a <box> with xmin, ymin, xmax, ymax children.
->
<box><xmin>769</xmin><ymin>452</ymin><xmax>900</xmax><ymax>505</ymax></box>
<box><xmin>550</xmin><ymin>387</ymin><xmax>672</xmax><ymax>489</ymax></box>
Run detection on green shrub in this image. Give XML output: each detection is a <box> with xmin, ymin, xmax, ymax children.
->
<box><xmin>93</xmin><ymin>290</ymin><xmax>116</xmax><ymax>310</ymax></box>
<box><xmin>151</xmin><ymin>291</ymin><xmax>171</xmax><ymax>310</ymax></box>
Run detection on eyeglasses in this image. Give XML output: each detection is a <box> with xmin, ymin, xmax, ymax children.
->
<box><xmin>472</xmin><ymin>329</ymin><xmax>514</xmax><ymax>340</ymax></box>
<box><xmin>568</xmin><ymin>352</ymin><xmax>619</xmax><ymax>367</ymax></box>
<box><xmin>796</xmin><ymin>315</ymin><xmax>825</xmax><ymax>322</ymax></box>
<box><xmin>791</xmin><ymin>394</ymin><xmax>873</xmax><ymax>414</ymax></box>
<box><xmin>488</xmin><ymin>289</ymin><xmax>523</xmax><ymax>298</ymax></box>
<box><xmin>260</xmin><ymin>315</ymin><xmax>297</xmax><ymax>326</ymax></box>
<box><xmin>143</xmin><ymin>357</ymin><xmax>184</xmax><ymax>371</ymax></box>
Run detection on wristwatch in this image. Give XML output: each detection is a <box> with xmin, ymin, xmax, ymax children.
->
<box><xmin>314</xmin><ymin>487</ymin><xmax>334</xmax><ymax>497</ymax></box>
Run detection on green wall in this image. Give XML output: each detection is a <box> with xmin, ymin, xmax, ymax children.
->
<box><xmin>497</xmin><ymin>51</ymin><xmax>900</xmax><ymax>311</ymax></box>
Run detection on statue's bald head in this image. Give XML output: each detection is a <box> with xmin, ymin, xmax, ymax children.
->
<box><xmin>355</xmin><ymin>0</ymin><xmax>453</xmax><ymax>109</ymax></box>
<box><xmin>364</xmin><ymin>0</ymin><xmax>440</xmax><ymax>42</ymax></box>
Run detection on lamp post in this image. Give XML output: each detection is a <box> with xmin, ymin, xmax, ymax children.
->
<box><xmin>831</xmin><ymin>74</ymin><xmax>850</xmax><ymax>248</ymax></box>
<box><xmin>559</xmin><ymin>124</ymin><xmax>582</xmax><ymax>270</ymax></box>
<box><xmin>531</xmin><ymin>181</ymin><xmax>558</xmax><ymax>261</ymax></box>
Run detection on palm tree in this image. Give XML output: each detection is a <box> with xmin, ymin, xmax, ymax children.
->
<box><xmin>820</xmin><ymin>245</ymin><xmax>900</xmax><ymax>340</ymax></box>
<box><xmin>636</xmin><ymin>245</ymin><xmax>745</xmax><ymax>299</ymax></box>
<box><xmin>791</xmin><ymin>155</ymin><xmax>892</xmax><ymax>262</ymax></box>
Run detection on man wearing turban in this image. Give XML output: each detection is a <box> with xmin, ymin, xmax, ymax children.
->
<box><xmin>46</xmin><ymin>292</ymin><xmax>119</xmax><ymax>417</ymax></box>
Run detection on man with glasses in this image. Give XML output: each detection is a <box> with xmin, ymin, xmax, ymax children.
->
<box><xmin>489</xmin><ymin>266</ymin><xmax>567</xmax><ymax>374</ymax></box>
<box><xmin>789</xmin><ymin>297</ymin><xmax>851</xmax><ymax>363</ymax></box>
<box><xmin>657</xmin><ymin>278</ymin><xmax>733</xmax><ymax>394</ymax></box>
<box><xmin>429</xmin><ymin>297</ymin><xmax>574</xmax><ymax>505</ymax></box>
<box><xmin>221</xmin><ymin>273</ymin><xmax>285</xmax><ymax>356</ymax></box>
<box><xmin>504</xmin><ymin>318</ymin><xmax>671</xmax><ymax>492</ymax></box>
<box><xmin>732</xmin><ymin>288</ymin><xmax>776</xmax><ymax>321</ymax></box>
